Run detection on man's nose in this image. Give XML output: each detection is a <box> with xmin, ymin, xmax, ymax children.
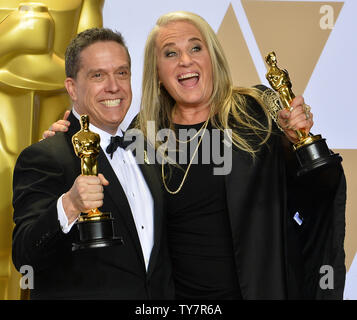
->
<box><xmin>106</xmin><ymin>75</ymin><xmax>120</xmax><ymax>92</ymax></box>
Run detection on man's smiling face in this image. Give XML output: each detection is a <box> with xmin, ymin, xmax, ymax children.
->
<box><xmin>65</xmin><ymin>40</ymin><xmax>132</xmax><ymax>134</ymax></box>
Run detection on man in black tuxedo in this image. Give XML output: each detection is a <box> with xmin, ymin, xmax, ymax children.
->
<box><xmin>12</xmin><ymin>28</ymin><xmax>174</xmax><ymax>299</ymax></box>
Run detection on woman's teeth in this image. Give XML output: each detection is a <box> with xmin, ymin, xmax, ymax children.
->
<box><xmin>178</xmin><ymin>72</ymin><xmax>199</xmax><ymax>80</ymax></box>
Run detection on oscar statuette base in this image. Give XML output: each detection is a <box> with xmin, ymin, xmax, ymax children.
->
<box><xmin>294</xmin><ymin>135</ymin><xmax>342</xmax><ymax>177</ymax></box>
<box><xmin>72</xmin><ymin>212</ymin><xmax>123</xmax><ymax>251</ymax></box>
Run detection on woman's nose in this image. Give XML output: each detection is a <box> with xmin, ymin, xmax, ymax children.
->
<box><xmin>179</xmin><ymin>52</ymin><xmax>193</xmax><ymax>67</ymax></box>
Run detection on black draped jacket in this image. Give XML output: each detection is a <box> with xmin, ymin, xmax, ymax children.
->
<box><xmin>223</xmin><ymin>93</ymin><xmax>346</xmax><ymax>299</ymax></box>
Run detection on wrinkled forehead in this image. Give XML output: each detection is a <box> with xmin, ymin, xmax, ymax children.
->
<box><xmin>78</xmin><ymin>41</ymin><xmax>130</xmax><ymax>72</ymax></box>
<box><xmin>155</xmin><ymin>20</ymin><xmax>205</xmax><ymax>49</ymax></box>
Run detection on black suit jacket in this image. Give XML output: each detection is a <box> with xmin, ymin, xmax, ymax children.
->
<box><xmin>224</xmin><ymin>93</ymin><xmax>346</xmax><ymax>299</ymax></box>
<box><xmin>12</xmin><ymin>112</ymin><xmax>174</xmax><ymax>299</ymax></box>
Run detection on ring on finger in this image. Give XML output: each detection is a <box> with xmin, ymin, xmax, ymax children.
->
<box><xmin>303</xmin><ymin>103</ymin><xmax>311</xmax><ymax>111</ymax></box>
<box><xmin>303</xmin><ymin>104</ymin><xmax>311</xmax><ymax>120</ymax></box>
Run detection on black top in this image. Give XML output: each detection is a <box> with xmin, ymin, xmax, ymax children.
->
<box><xmin>165</xmin><ymin>121</ymin><xmax>242</xmax><ymax>299</ymax></box>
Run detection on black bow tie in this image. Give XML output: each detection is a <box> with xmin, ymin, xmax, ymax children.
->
<box><xmin>106</xmin><ymin>135</ymin><xmax>131</xmax><ymax>159</ymax></box>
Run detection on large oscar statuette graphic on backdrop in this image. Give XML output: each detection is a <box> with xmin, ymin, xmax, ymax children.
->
<box><xmin>264</xmin><ymin>51</ymin><xmax>342</xmax><ymax>176</ymax></box>
<box><xmin>71</xmin><ymin>115</ymin><xmax>123</xmax><ymax>250</ymax></box>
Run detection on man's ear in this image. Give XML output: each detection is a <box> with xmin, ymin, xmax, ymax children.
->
<box><xmin>65</xmin><ymin>77</ymin><xmax>77</xmax><ymax>101</ymax></box>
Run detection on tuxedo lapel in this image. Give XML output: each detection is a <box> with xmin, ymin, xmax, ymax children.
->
<box><xmin>137</xmin><ymin>163</ymin><xmax>163</xmax><ymax>277</ymax></box>
<box><xmin>97</xmin><ymin>150</ymin><xmax>146</xmax><ymax>268</ymax></box>
<box><xmin>67</xmin><ymin>111</ymin><xmax>81</xmax><ymax>137</ymax></box>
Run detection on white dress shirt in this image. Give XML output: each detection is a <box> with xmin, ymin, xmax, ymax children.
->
<box><xmin>57</xmin><ymin>108</ymin><xmax>154</xmax><ymax>271</ymax></box>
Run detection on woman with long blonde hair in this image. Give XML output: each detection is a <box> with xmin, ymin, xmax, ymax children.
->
<box><xmin>138</xmin><ymin>11</ymin><xmax>273</xmax><ymax>156</ymax></box>
<box><xmin>136</xmin><ymin>11</ymin><xmax>344</xmax><ymax>300</ymax></box>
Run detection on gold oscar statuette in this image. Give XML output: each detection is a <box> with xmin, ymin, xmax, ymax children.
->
<box><xmin>71</xmin><ymin>115</ymin><xmax>123</xmax><ymax>250</ymax></box>
<box><xmin>264</xmin><ymin>51</ymin><xmax>342</xmax><ymax>176</ymax></box>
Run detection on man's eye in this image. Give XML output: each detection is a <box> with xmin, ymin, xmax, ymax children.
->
<box><xmin>117</xmin><ymin>70</ymin><xmax>130</xmax><ymax>79</ymax></box>
<box><xmin>93</xmin><ymin>73</ymin><xmax>101</xmax><ymax>78</ymax></box>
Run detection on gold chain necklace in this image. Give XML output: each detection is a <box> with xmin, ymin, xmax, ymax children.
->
<box><xmin>175</xmin><ymin>120</ymin><xmax>208</xmax><ymax>143</ymax></box>
<box><xmin>162</xmin><ymin>118</ymin><xmax>209</xmax><ymax>195</ymax></box>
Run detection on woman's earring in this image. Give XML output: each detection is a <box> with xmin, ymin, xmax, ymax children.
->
<box><xmin>158</xmin><ymin>81</ymin><xmax>161</xmax><ymax>96</ymax></box>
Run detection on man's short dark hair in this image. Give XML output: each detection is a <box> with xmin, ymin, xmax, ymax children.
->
<box><xmin>65</xmin><ymin>27</ymin><xmax>131</xmax><ymax>79</ymax></box>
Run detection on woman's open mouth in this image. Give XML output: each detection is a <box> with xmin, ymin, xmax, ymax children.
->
<box><xmin>177</xmin><ymin>72</ymin><xmax>199</xmax><ymax>87</ymax></box>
